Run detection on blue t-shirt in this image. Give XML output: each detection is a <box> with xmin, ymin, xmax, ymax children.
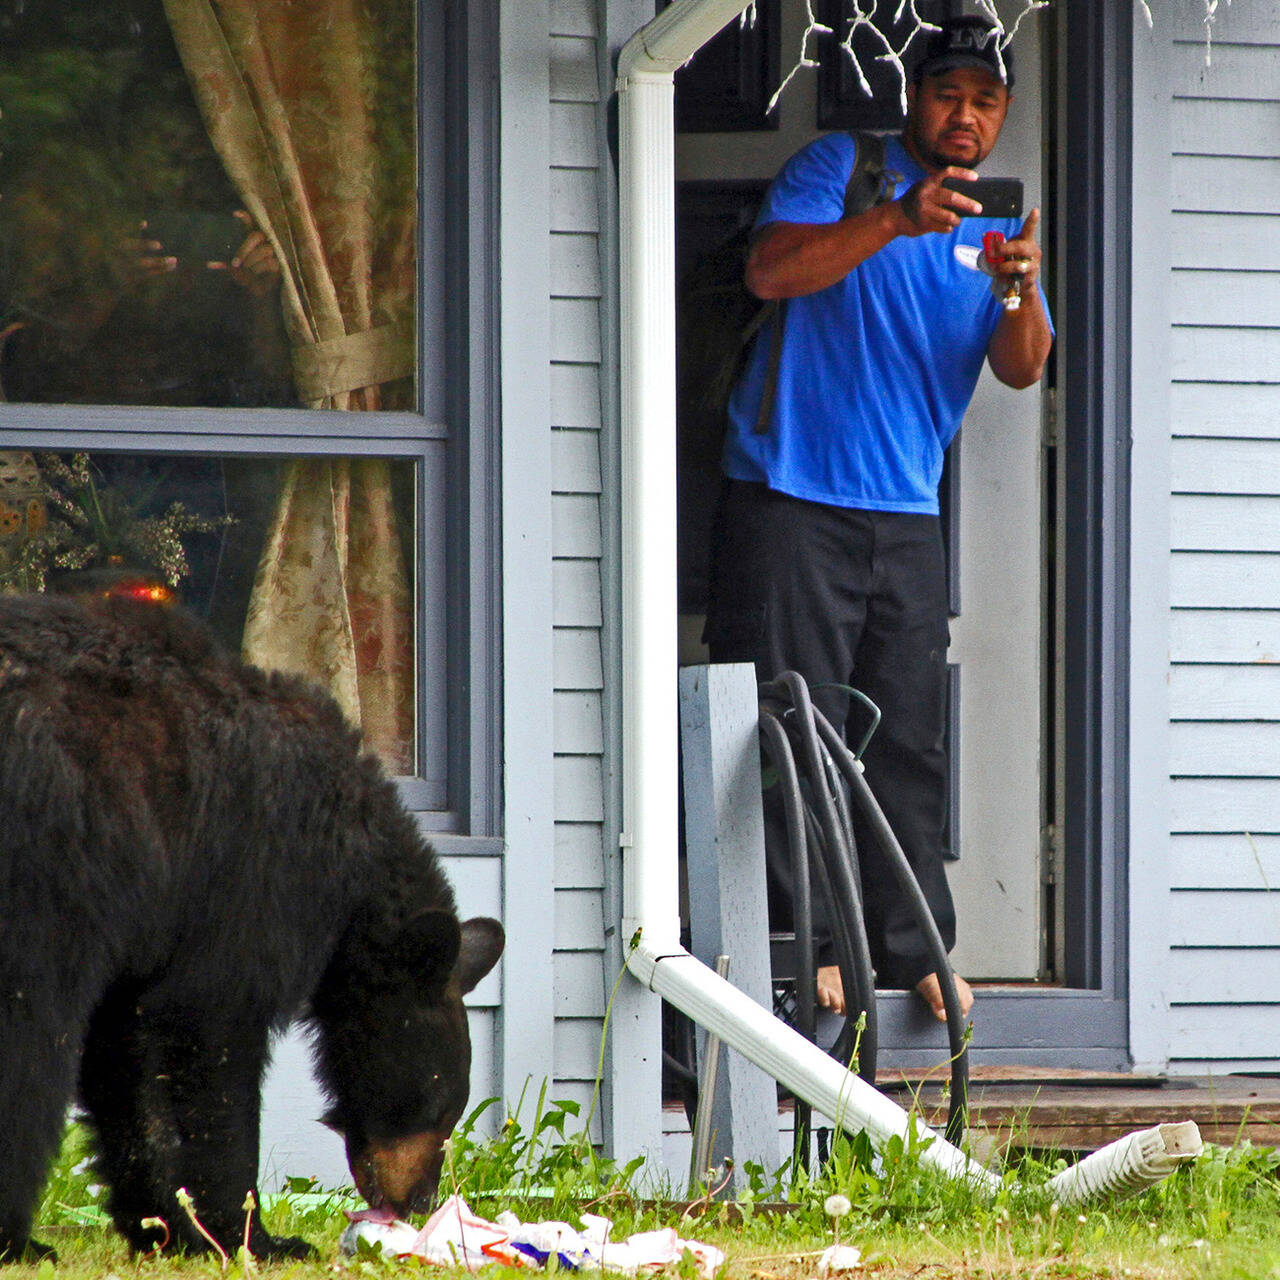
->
<box><xmin>722</xmin><ymin>133</ymin><xmax>1049</xmax><ymax>514</ymax></box>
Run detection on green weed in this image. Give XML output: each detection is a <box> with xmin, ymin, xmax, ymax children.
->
<box><xmin>439</xmin><ymin>1085</ymin><xmax>648</xmax><ymax>1226</ymax></box>
<box><xmin>20</xmin><ymin>1108</ymin><xmax>1280</xmax><ymax>1280</ymax></box>
<box><xmin>33</xmin><ymin>1122</ymin><xmax>111</xmax><ymax>1232</ymax></box>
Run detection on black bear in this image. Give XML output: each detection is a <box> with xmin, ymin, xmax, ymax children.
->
<box><xmin>0</xmin><ymin>594</ymin><xmax>504</xmax><ymax>1261</ymax></box>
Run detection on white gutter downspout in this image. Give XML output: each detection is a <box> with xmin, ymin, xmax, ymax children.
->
<box><xmin>613</xmin><ymin>0</ymin><xmax>1199</xmax><ymax>1204</ymax></box>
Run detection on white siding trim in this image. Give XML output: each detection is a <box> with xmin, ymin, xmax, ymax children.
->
<box><xmin>1128</xmin><ymin>9</ymin><xmax>1175</xmax><ymax>1074</ymax></box>
<box><xmin>500</xmin><ymin>0</ymin><xmax>558</xmax><ymax>1109</ymax></box>
<box><xmin>549</xmin><ymin>0</ymin><xmax>612</xmax><ymax>1116</ymax></box>
<box><xmin>1170</xmin><ymin>7</ymin><xmax>1280</xmax><ymax>43</ymax></box>
<box><xmin>1172</xmin><ymin>383</ymin><xmax>1280</xmax><ymax>438</ymax></box>
<box><xmin>1171</xmin><ymin>833</ymin><xmax>1280</xmax><ymax>888</ymax></box>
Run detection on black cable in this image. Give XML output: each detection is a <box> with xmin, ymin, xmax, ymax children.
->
<box><xmin>757</xmin><ymin>712</ymin><xmax>815</xmax><ymax>1168</ymax></box>
<box><xmin>811</xmin><ymin>707</ymin><xmax>969</xmax><ymax>1146</ymax></box>
<box><xmin>760</xmin><ymin>689</ymin><xmax>874</xmax><ymax>1173</ymax></box>
<box><xmin>758</xmin><ymin>714</ymin><xmax>815</xmax><ymax>1043</ymax></box>
<box><xmin>814</xmin><ymin>731</ymin><xmax>874</xmax><ymax>1073</ymax></box>
<box><xmin>760</xmin><ymin>675</ymin><xmax>878</xmax><ymax>1083</ymax></box>
<box><xmin>755</xmin><ymin>671</ymin><xmax>969</xmax><ymax>1147</ymax></box>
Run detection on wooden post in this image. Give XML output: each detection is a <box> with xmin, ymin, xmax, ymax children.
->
<box><xmin>678</xmin><ymin>662</ymin><xmax>777</xmax><ymax>1186</ymax></box>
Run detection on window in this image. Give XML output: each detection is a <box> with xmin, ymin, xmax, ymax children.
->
<box><xmin>0</xmin><ymin>0</ymin><xmax>484</xmax><ymax>824</ymax></box>
<box><xmin>0</xmin><ymin>0</ymin><xmax>416</xmax><ymax>412</ymax></box>
<box><xmin>0</xmin><ymin>449</ymin><xmax>425</xmax><ymax>776</ymax></box>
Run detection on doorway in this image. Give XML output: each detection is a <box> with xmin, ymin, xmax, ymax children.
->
<box><xmin>674</xmin><ymin>3</ymin><xmax>1058</xmax><ymax>986</ymax></box>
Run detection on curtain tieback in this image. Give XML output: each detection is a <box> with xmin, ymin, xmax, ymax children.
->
<box><xmin>290</xmin><ymin>318</ymin><xmax>414</xmax><ymax>402</ymax></box>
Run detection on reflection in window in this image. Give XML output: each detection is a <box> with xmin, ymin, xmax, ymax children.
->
<box><xmin>0</xmin><ymin>449</ymin><xmax>418</xmax><ymax>776</ymax></box>
<box><xmin>0</xmin><ymin>0</ymin><xmax>416</xmax><ymax>411</ymax></box>
<box><xmin>0</xmin><ymin>0</ymin><xmax>423</xmax><ymax>777</ymax></box>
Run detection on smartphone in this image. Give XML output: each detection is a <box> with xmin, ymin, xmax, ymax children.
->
<box><xmin>940</xmin><ymin>177</ymin><xmax>1024</xmax><ymax>219</ymax></box>
<box><xmin>145</xmin><ymin>209</ymin><xmax>246</xmax><ymax>263</ymax></box>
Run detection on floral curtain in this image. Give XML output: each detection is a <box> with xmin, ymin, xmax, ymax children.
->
<box><xmin>162</xmin><ymin>0</ymin><xmax>416</xmax><ymax>771</ymax></box>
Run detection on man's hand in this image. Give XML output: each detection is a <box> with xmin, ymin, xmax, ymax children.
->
<box><xmin>126</xmin><ymin>227</ymin><xmax>178</xmax><ymax>279</ymax></box>
<box><xmin>207</xmin><ymin>211</ymin><xmax>282</xmax><ymax>300</ymax></box>
<box><xmin>897</xmin><ymin>166</ymin><xmax>983</xmax><ymax>237</ymax></box>
<box><xmin>986</xmin><ymin>206</ymin><xmax>1051</xmax><ymax>389</ymax></box>
<box><xmin>990</xmin><ymin>208</ymin><xmax>1042</xmax><ymax>290</ymax></box>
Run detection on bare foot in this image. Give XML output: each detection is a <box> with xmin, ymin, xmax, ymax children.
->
<box><xmin>816</xmin><ymin>964</ymin><xmax>846</xmax><ymax>1015</ymax></box>
<box><xmin>915</xmin><ymin>971</ymin><xmax>974</xmax><ymax>1022</ymax></box>
<box><xmin>816</xmin><ymin>966</ymin><xmax>974</xmax><ymax>1023</ymax></box>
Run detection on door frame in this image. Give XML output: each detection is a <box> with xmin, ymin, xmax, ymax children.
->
<box><xmin>878</xmin><ymin>0</ymin><xmax>1135</xmax><ymax>1067</ymax></box>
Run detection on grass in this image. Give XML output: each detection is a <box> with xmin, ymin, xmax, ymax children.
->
<box><xmin>12</xmin><ymin>1103</ymin><xmax>1280</xmax><ymax>1280</ymax></box>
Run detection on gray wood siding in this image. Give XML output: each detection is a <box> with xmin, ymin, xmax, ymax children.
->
<box><xmin>549</xmin><ymin>0</ymin><xmax>610</xmax><ymax>1136</ymax></box>
<box><xmin>1166</xmin><ymin>10</ymin><xmax>1280</xmax><ymax>1072</ymax></box>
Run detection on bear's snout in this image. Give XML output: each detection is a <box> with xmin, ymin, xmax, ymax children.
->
<box><xmin>350</xmin><ymin>1132</ymin><xmax>448</xmax><ymax>1216</ymax></box>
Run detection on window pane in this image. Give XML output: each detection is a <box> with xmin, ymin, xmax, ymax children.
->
<box><xmin>0</xmin><ymin>0</ymin><xmax>416</xmax><ymax>410</ymax></box>
<box><xmin>0</xmin><ymin>449</ymin><xmax>419</xmax><ymax>775</ymax></box>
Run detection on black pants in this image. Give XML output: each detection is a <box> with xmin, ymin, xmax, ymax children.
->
<box><xmin>704</xmin><ymin>479</ymin><xmax>955</xmax><ymax>990</ymax></box>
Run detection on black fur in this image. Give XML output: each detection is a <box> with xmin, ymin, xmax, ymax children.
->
<box><xmin>0</xmin><ymin>595</ymin><xmax>503</xmax><ymax>1261</ymax></box>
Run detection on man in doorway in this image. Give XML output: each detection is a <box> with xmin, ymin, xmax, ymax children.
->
<box><xmin>704</xmin><ymin>16</ymin><xmax>1053</xmax><ymax>1022</ymax></box>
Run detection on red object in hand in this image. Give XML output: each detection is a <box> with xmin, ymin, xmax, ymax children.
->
<box><xmin>982</xmin><ymin>230</ymin><xmax>1006</xmax><ymax>265</ymax></box>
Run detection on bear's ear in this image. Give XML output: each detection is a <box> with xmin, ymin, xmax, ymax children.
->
<box><xmin>392</xmin><ymin>909</ymin><xmax>463</xmax><ymax>991</ymax></box>
<box><xmin>454</xmin><ymin>917</ymin><xmax>505</xmax><ymax>995</ymax></box>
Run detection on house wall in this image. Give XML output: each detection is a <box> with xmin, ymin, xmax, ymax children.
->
<box><xmin>498</xmin><ymin>0</ymin><xmax>559</xmax><ymax>1125</ymax></box>
<box><xmin>540</xmin><ymin>0</ymin><xmax>670</xmax><ymax>1166</ymax></box>
<box><xmin>1131</xmin><ymin>3</ymin><xmax>1280</xmax><ymax>1074</ymax></box>
<box><xmin>505</xmin><ymin>0</ymin><xmax>1280</xmax><ymax>1161</ymax></box>
<box><xmin>545</xmin><ymin>0</ymin><xmax>616</xmax><ymax>1136</ymax></box>
<box><xmin>538</xmin><ymin>0</ymin><xmax>1280</xmax><ymax>1116</ymax></box>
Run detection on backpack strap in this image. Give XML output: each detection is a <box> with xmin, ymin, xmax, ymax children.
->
<box><xmin>753</xmin><ymin>131</ymin><xmax>896</xmax><ymax>434</ymax></box>
<box><xmin>842</xmin><ymin>130</ymin><xmax>897</xmax><ymax>217</ymax></box>
<box><xmin>752</xmin><ymin>299</ymin><xmax>783</xmax><ymax>434</ymax></box>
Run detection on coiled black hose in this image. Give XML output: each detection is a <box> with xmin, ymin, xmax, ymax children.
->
<box><xmin>757</xmin><ymin>671</ymin><xmax>969</xmax><ymax>1148</ymax></box>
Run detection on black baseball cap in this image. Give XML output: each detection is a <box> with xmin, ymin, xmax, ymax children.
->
<box><xmin>913</xmin><ymin>16</ymin><xmax>1014</xmax><ymax>89</ymax></box>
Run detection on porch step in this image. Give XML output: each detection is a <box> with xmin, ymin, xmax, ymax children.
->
<box><xmin>878</xmin><ymin>1064</ymin><xmax>1167</xmax><ymax>1090</ymax></box>
<box><xmin>907</xmin><ymin>1070</ymin><xmax>1280</xmax><ymax>1153</ymax></box>
<box><xmin>663</xmin><ymin>1072</ymin><xmax>1280</xmax><ymax>1161</ymax></box>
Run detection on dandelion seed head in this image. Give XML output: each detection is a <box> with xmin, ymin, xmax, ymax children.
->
<box><xmin>824</xmin><ymin>1194</ymin><xmax>852</xmax><ymax>1219</ymax></box>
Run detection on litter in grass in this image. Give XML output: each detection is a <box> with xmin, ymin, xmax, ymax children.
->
<box><xmin>814</xmin><ymin>1243</ymin><xmax>863</xmax><ymax>1274</ymax></box>
<box><xmin>340</xmin><ymin>1195</ymin><xmax>727</xmax><ymax>1276</ymax></box>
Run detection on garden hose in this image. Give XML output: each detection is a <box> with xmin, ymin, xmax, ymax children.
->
<box><xmin>811</xmin><ymin>707</ymin><xmax>970</xmax><ymax>1141</ymax></box>
<box><xmin>760</xmin><ymin>675</ymin><xmax>878</xmax><ymax>1078</ymax></box>
<box><xmin>757</xmin><ymin>671</ymin><xmax>969</xmax><ymax>1148</ymax></box>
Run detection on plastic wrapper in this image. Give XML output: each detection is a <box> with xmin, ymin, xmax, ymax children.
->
<box><xmin>340</xmin><ymin>1195</ymin><xmax>727</xmax><ymax>1277</ymax></box>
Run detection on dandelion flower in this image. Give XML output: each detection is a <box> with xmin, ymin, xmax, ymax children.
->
<box><xmin>824</xmin><ymin>1194</ymin><xmax>852</xmax><ymax>1219</ymax></box>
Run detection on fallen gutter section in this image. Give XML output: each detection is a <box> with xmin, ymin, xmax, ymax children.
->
<box><xmin>613</xmin><ymin>0</ymin><xmax>1200</xmax><ymax>1207</ymax></box>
